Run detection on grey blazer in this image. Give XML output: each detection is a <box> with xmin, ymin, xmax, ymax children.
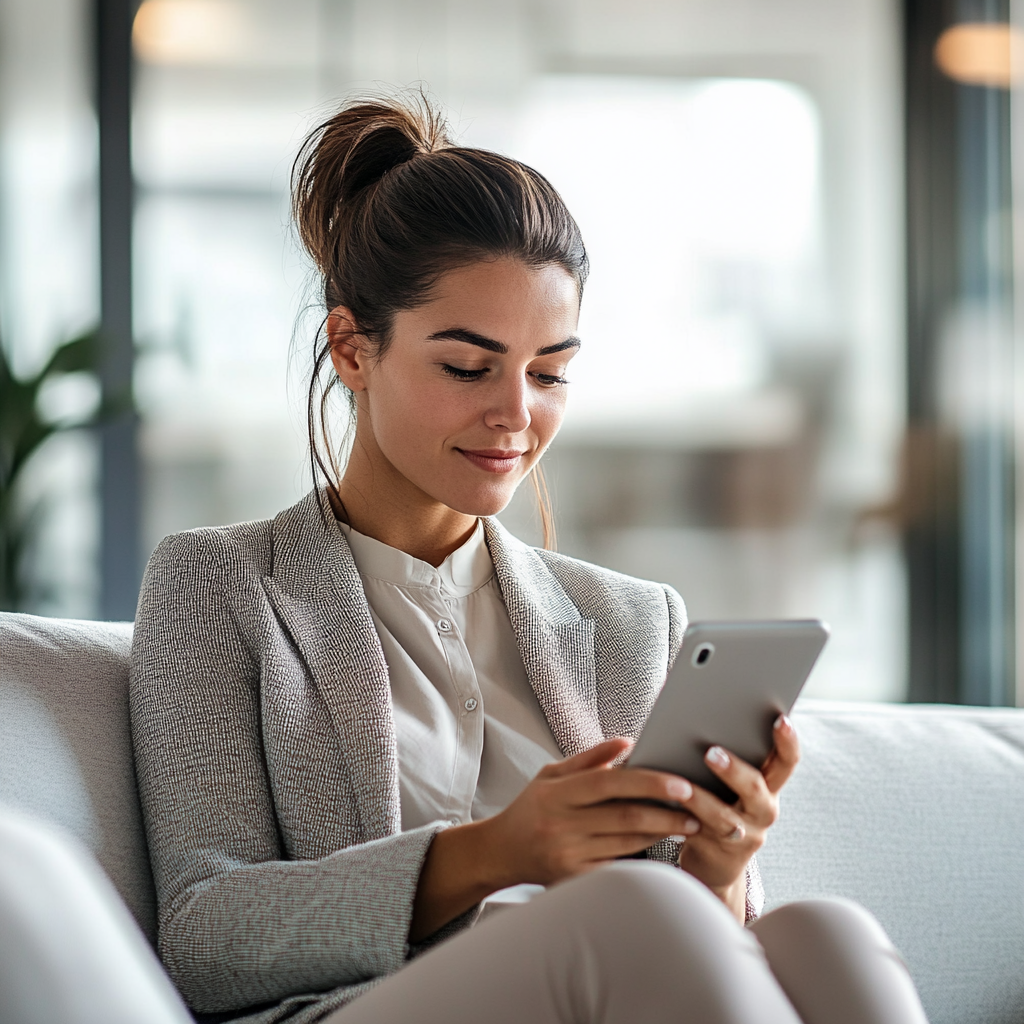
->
<box><xmin>130</xmin><ymin>491</ymin><xmax>755</xmax><ymax>1024</ymax></box>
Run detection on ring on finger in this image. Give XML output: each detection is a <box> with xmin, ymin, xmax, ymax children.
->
<box><xmin>725</xmin><ymin>824</ymin><xmax>745</xmax><ymax>842</ymax></box>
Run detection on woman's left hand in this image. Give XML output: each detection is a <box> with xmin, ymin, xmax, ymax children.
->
<box><xmin>675</xmin><ymin>714</ymin><xmax>800</xmax><ymax>922</ymax></box>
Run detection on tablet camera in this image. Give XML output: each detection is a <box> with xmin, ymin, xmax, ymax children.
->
<box><xmin>692</xmin><ymin>642</ymin><xmax>715</xmax><ymax>667</ymax></box>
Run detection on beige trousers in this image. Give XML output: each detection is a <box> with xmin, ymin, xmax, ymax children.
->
<box><xmin>328</xmin><ymin>862</ymin><xmax>929</xmax><ymax>1024</ymax></box>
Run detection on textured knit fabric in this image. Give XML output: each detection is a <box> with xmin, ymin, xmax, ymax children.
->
<box><xmin>130</xmin><ymin>489</ymin><xmax>760</xmax><ymax>1023</ymax></box>
<box><xmin>338</xmin><ymin>518</ymin><xmax>563</xmax><ymax>830</ymax></box>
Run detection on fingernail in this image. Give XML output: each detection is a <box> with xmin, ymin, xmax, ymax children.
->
<box><xmin>667</xmin><ymin>778</ymin><xmax>693</xmax><ymax>802</ymax></box>
<box><xmin>706</xmin><ymin>746</ymin><xmax>730</xmax><ymax>769</ymax></box>
<box><xmin>668</xmin><ymin>819</ymin><xmax>699</xmax><ymax>842</ymax></box>
<box><xmin>774</xmin><ymin>714</ymin><xmax>792</xmax><ymax>732</ymax></box>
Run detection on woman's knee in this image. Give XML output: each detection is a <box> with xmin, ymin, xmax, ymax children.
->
<box><xmin>558</xmin><ymin>861</ymin><xmax>723</xmax><ymax>916</ymax></box>
<box><xmin>535</xmin><ymin>864</ymin><xmax>803</xmax><ymax>1024</ymax></box>
<box><xmin>751</xmin><ymin>899</ymin><xmax>927</xmax><ymax>1024</ymax></box>
<box><xmin>548</xmin><ymin>861</ymin><xmax>746</xmax><ymax>958</ymax></box>
<box><xmin>752</xmin><ymin>898</ymin><xmax>897</xmax><ymax>960</ymax></box>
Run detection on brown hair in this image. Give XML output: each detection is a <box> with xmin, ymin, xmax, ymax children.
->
<box><xmin>291</xmin><ymin>94</ymin><xmax>588</xmax><ymax>549</ymax></box>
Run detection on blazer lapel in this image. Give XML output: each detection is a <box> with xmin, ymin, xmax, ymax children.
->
<box><xmin>484</xmin><ymin>519</ymin><xmax>603</xmax><ymax>757</ymax></box>
<box><xmin>261</xmin><ymin>493</ymin><xmax>400</xmax><ymax>840</ymax></box>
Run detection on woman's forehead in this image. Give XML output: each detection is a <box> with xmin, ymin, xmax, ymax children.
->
<box><xmin>403</xmin><ymin>260</ymin><xmax>580</xmax><ymax>338</ymax></box>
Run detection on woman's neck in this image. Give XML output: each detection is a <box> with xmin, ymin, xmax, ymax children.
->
<box><xmin>333</xmin><ymin>437</ymin><xmax>478</xmax><ymax>568</ymax></box>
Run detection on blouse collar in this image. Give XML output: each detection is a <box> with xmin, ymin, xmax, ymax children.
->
<box><xmin>338</xmin><ymin>518</ymin><xmax>493</xmax><ymax>598</ymax></box>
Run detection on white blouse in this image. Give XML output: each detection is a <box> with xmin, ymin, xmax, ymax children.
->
<box><xmin>338</xmin><ymin>519</ymin><xmax>564</xmax><ymax>831</ymax></box>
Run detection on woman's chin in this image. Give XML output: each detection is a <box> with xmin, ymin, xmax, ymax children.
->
<box><xmin>435</xmin><ymin>481</ymin><xmax>521</xmax><ymax>519</ymax></box>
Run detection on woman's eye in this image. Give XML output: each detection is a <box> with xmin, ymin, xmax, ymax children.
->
<box><xmin>533</xmin><ymin>372</ymin><xmax>570</xmax><ymax>387</ymax></box>
<box><xmin>441</xmin><ymin>364</ymin><xmax>487</xmax><ymax>381</ymax></box>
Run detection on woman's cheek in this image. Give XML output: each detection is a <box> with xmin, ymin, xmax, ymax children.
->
<box><xmin>533</xmin><ymin>391</ymin><xmax>568</xmax><ymax>444</ymax></box>
<box><xmin>385</xmin><ymin>377</ymin><xmax>453</xmax><ymax>440</ymax></box>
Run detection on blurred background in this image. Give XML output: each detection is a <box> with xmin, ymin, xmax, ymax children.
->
<box><xmin>1</xmin><ymin>0</ymin><xmax>1020</xmax><ymax>704</ymax></box>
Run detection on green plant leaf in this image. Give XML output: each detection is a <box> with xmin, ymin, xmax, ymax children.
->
<box><xmin>0</xmin><ymin>324</ymin><xmax>129</xmax><ymax>611</ymax></box>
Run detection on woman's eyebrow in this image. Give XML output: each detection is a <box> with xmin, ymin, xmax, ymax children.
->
<box><xmin>536</xmin><ymin>337</ymin><xmax>581</xmax><ymax>356</ymax></box>
<box><xmin>427</xmin><ymin>328</ymin><xmax>581</xmax><ymax>357</ymax></box>
<box><xmin>427</xmin><ymin>328</ymin><xmax>507</xmax><ymax>353</ymax></box>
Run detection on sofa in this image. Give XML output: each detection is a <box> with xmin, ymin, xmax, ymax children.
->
<box><xmin>1</xmin><ymin>609</ymin><xmax>1023</xmax><ymax>1024</ymax></box>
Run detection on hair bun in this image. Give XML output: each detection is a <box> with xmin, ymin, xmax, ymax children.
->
<box><xmin>334</xmin><ymin>108</ymin><xmax>432</xmax><ymax>199</ymax></box>
<box><xmin>293</xmin><ymin>99</ymin><xmax>451</xmax><ymax>273</ymax></box>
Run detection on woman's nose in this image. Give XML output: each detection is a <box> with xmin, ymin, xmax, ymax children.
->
<box><xmin>483</xmin><ymin>377</ymin><xmax>531</xmax><ymax>433</ymax></box>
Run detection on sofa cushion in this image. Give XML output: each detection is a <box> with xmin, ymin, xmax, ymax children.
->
<box><xmin>761</xmin><ymin>699</ymin><xmax>1024</xmax><ymax>1024</ymax></box>
<box><xmin>0</xmin><ymin>611</ymin><xmax>156</xmax><ymax>942</ymax></box>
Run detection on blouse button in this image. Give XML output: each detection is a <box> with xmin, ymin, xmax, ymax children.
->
<box><xmin>464</xmin><ymin>698</ymin><xmax>478</xmax><ymax>712</ymax></box>
<box><xmin>437</xmin><ymin>618</ymin><xmax>453</xmax><ymax>633</ymax></box>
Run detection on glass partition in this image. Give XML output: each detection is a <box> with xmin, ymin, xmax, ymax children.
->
<box><xmin>1</xmin><ymin>0</ymin><xmax>911</xmax><ymax>702</ymax></box>
<box><xmin>129</xmin><ymin>0</ymin><xmax>906</xmax><ymax>700</ymax></box>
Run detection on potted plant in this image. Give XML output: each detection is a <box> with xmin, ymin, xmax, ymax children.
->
<box><xmin>0</xmin><ymin>329</ymin><xmax>120</xmax><ymax>611</ymax></box>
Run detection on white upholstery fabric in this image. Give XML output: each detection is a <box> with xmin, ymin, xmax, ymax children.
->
<box><xmin>0</xmin><ymin>611</ymin><xmax>157</xmax><ymax>941</ymax></box>
<box><xmin>0</xmin><ymin>808</ymin><xmax>192</xmax><ymax>1024</ymax></box>
<box><xmin>760</xmin><ymin>699</ymin><xmax>1024</xmax><ymax>1024</ymax></box>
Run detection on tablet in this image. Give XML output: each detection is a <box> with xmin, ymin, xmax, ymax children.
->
<box><xmin>627</xmin><ymin>619</ymin><xmax>829</xmax><ymax>803</ymax></box>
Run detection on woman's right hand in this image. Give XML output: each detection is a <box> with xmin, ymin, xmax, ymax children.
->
<box><xmin>410</xmin><ymin>738</ymin><xmax>699</xmax><ymax>941</ymax></box>
<box><xmin>486</xmin><ymin>737</ymin><xmax>700</xmax><ymax>884</ymax></box>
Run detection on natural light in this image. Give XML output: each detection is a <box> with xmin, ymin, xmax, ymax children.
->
<box><xmin>514</xmin><ymin>75</ymin><xmax>824</xmax><ymax>426</ymax></box>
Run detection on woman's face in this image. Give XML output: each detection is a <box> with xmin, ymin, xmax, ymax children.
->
<box><xmin>330</xmin><ymin>258</ymin><xmax>580</xmax><ymax>518</ymax></box>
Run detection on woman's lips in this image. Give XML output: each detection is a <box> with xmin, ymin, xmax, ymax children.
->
<box><xmin>456</xmin><ymin>448</ymin><xmax>527</xmax><ymax>474</ymax></box>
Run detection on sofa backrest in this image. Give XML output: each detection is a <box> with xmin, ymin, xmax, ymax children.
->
<box><xmin>761</xmin><ymin>699</ymin><xmax>1024</xmax><ymax>1024</ymax></box>
<box><xmin>0</xmin><ymin>611</ymin><xmax>156</xmax><ymax>943</ymax></box>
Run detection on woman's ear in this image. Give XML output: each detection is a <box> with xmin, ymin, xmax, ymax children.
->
<box><xmin>327</xmin><ymin>306</ymin><xmax>369</xmax><ymax>392</ymax></box>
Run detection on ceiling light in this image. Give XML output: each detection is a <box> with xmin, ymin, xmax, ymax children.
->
<box><xmin>132</xmin><ymin>0</ymin><xmax>246</xmax><ymax>66</ymax></box>
<box><xmin>934</xmin><ymin>22</ymin><xmax>1024</xmax><ymax>88</ymax></box>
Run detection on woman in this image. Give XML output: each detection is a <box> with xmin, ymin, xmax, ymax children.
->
<box><xmin>130</xmin><ymin>97</ymin><xmax>928</xmax><ymax>1024</ymax></box>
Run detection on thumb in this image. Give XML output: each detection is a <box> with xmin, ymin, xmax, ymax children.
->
<box><xmin>541</xmin><ymin>737</ymin><xmax>633</xmax><ymax>778</ymax></box>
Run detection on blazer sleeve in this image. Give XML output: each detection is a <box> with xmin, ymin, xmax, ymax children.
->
<box><xmin>130</xmin><ymin>530</ymin><xmax>448</xmax><ymax>1015</ymax></box>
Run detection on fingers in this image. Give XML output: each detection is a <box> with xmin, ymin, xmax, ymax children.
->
<box><xmin>578</xmin><ymin>831</ymin><xmax>694</xmax><ymax>863</ymax></box>
<box><xmin>672</xmin><ymin>746</ymin><xmax>772</xmax><ymax>839</ymax></box>
<box><xmin>529</xmin><ymin>726</ymin><xmax>795</xmax><ymax>884</ymax></box>
<box><xmin>557</xmin><ymin>763</ymin><xmax>695</xmax><ymax>810</ymax></box>
<box><xmin>576</xmin><ymin>801</ymin><xmax>700</xmax><ymax>841</ymax></box>
<box><xmin>540</xmin><ymin>737</ymin><xmax>633</xmax><ymax>778</ymax></box>
<box><xmin>705</xmin><ymin>745</ymin><xmax>771</xmax><ymax>818</ymax></box>
<box><xmin>676</xmin><ymin>773</ymin><xmax>752</xmax><ymax>842</ymax></box>
<box><xmin>761</xmin><ymin>715</ymin><xmax>800</xmax><ymax>794</ymax></box>
<box><xmin>538</xmin><ymin>806</ymin><xmax>701</xmax><ymax>872</ymax></box>
<box><xmin>535</xmin><ymin>830</ymin><xmax>693</xmax><ymax>876</ymax></box>
<box><xmin>687</xmin><ymin>716</ymin><xmax>800</xmax><ymax>832</ymax></box>
<box><xmin>539</xmin><ymin>740</ymin><xmax>696</xmax><ymax>814</ymax></box>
